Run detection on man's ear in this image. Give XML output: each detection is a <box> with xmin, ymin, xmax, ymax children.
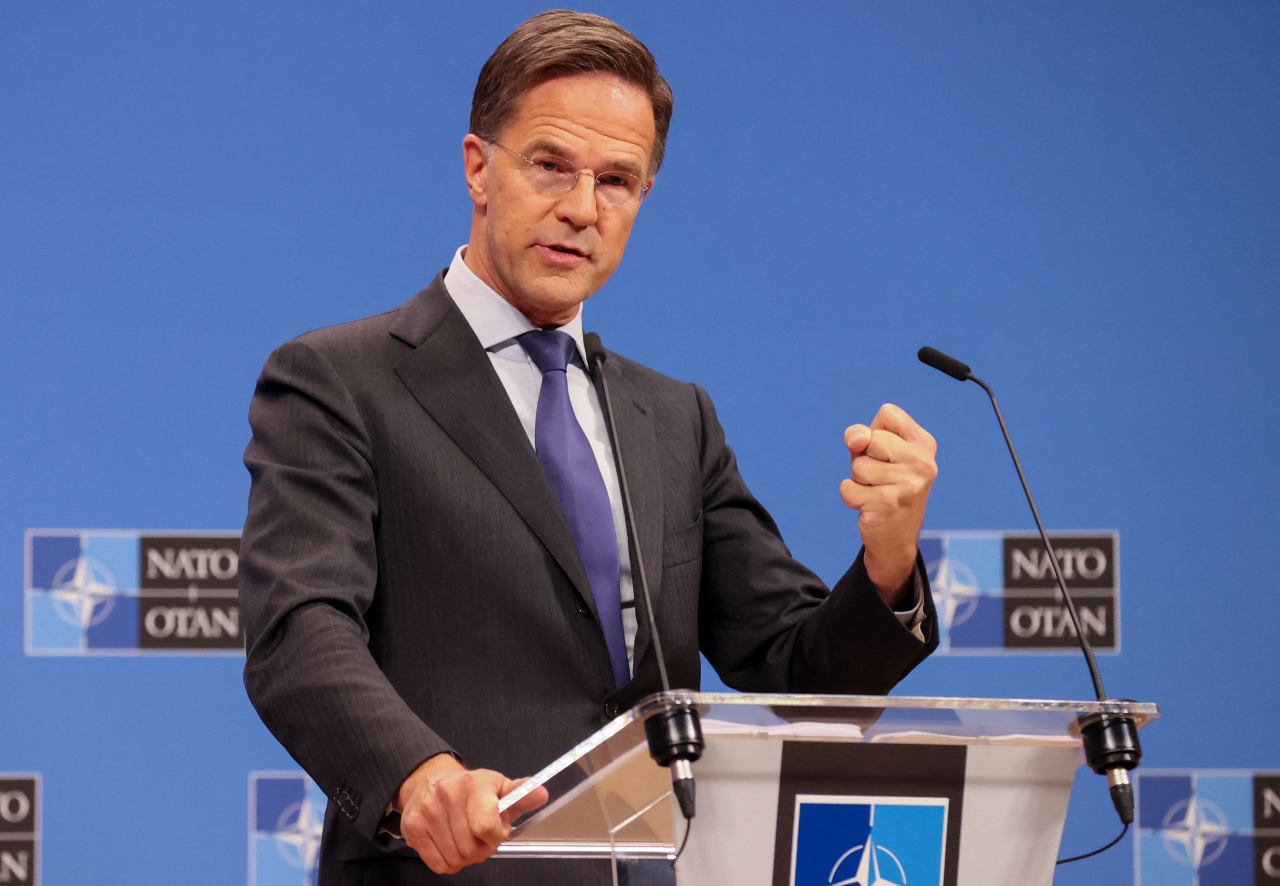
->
<box><xmin>462</xmin><ymin>134</ymin><xmax>491</xmax><ymax>207</ymax></box>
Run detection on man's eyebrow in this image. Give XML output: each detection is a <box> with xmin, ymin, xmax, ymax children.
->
<box><xmin>523</xmin><ymin>137</ymin><xmax>574</xmax><ymax>159</ymax></box>
<box><xmin>523</xmin><ymin>138</ymin><xmax>646</xmax><ymax>178</ymax></box>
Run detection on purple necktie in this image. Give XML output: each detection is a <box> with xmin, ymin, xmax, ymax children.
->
<box><xmin>519</xmin><ymin>329</ymin><xmax>629</xmax><ymax>688</ymax></box>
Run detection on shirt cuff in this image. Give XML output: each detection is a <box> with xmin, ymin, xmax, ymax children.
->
<box><xmin>378</xmin><ymin>806</ymin><xmax>403</xmax><ymax>840</ymax></box>
<box><xmin>893</xmin><ymin>568</ymin><xmax>927</xmax><ymax>642</ymax></box>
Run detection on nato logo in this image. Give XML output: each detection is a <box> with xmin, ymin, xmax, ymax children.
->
<box><xmin>25</xmin><ymin>530</ymin><xmax>243</xmax><ymax>655</ymax></box>
<box><xmin>789</xmin><ymin>795</ymin><xmax>947</xmax><ymax>886</ymax></box>
<box><xmin>249</xmin><ymin>772</ymin><xmax>325</xmax><ymax>886</ymax></box>
<box><xmin>1136</xmin><ymin>769</ymin><xmax>1280</xmax><ymax>885</ymax></box>
<box><xmin>0</xmin><ymin>774</ymin><xmax>40</xmax><ymax>885</ymax></box>
<box><xmin>919</xmin><ymin>530</ymin><xmax>1118</xmax><ymax>654</ymax></box>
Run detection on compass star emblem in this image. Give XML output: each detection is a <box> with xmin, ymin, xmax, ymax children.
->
<box><xmin>48</xmin><ymin>556</ymin><xmax>118</xmax><ymax>629</ymax></box>
<box><xmin>829</xmin><ymin>834</ymin><xmax>908</xmax><ymax>886</ymax></box>
<box><xmin>1159</xmin><ymin>796</ymin><xmax>1231</xmax><ymax>870</ymax></box>
<box><xmin>927</xmin><ymin>556</ymin><xmax>981</xmax><ymax>632</ymax></box>
<box><xmin>275</xmin><ymin>793</ymin><xmax>324</xmax><ymax>880</ymax></box>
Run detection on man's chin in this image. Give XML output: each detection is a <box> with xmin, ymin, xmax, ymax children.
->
<box><xmin>514</xmin><ymin>277</ymin><xmax>596</xmax><ymax>320</ymax></box>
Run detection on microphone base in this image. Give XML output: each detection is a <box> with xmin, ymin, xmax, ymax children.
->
<box><xmin>644</xmin><ymin>704</ymin><xmax>705</xmax><ymax>767</ymax></box>
<box><xmin>1079</xmin><ymin>711</ymin><xmax>1142</xmax><ymax>826</ymax></box>
<box><xmin>645</xmin><ymin>705</ymin><xmax>705</xmax><ymax>821</ymax></box>
<box><xmin>1079</xmin><ymin>712</ymin><xmax>1143</xmax><ymax>774</ymax></box>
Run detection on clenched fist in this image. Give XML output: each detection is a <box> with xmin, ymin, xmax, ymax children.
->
<box><xmin>395</xmin><ymin>753</ymin><xmax>549</xmax><ymax>875</ymax></box>
<box><xmin>839</xmin><ymin>403</ymin><xmax>938</xmax><ymax>607</ymax></box>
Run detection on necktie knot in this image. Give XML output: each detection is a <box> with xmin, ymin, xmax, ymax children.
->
<box><xmin>519</xmin><ymin>329</ymin><xmax>577</xmax><ymax>375</ymax></box>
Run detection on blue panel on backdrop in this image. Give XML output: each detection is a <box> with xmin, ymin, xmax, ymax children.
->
<box><xmin>1197</xmin><ymin>837</ymin><xmax>1255</xmax><ymax>886</ymax></box>
<box><xmin>86</xmin><ymin>594</ymin><xmax>139</xmax><ymax>648</ymax></box>
<box><xmin>27</xmin><ymin>592</ymin><xmax>83</xmax><ymax>651</ymax></box>
<box><xmin>1138</xmin><ymin>833</ymin><xmax>1194</xmax><ymax>886</ymax></box>
<box><xmin>947</xmin><ymin>595</ymin><xmax>1003</xmax><ymax>648</ymax></box>
<box><xmin>28</xmin><ymin>534</ymin><xmax>82</xmax><ymax>589</ymax></box>
<box><xmin>84</xmin><ymin>534</ymin><xmax>140</xmax><ymax>590</ymax></box>
<box><xmin>1137</xmin><ymin>775</ymin><xmax>1193</xmax><ymax>830</ymax></box>
<box><xmin>1195</xmin><ymin>776</ymin><xmax>1254</xmax><ymax>831</ymax></box>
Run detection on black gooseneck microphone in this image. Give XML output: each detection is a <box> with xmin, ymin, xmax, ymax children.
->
<box><xmin>917</xmin><ymin>347</ymin><xmax>1141</xmax><ymax>842</ymax></box>
<box><xmin>584</xmin><ymin>332</ymin><xmax>704</xmax><ymax>849</ymax></box>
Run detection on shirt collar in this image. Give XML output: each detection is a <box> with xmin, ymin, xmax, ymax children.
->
<box><xmin>443</xmin><ymin>245</ymin><xmax>588</xmax><ymax>364</ymax></box>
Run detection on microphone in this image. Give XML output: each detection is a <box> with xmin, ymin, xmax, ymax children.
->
<box><xmin>584</xmin><ymin>332</ymin><xmax>704</xmax><ymax>832</ymax></box>
<box><xmin>917</xmin><ymin>347</ymin><xmax>1140</xmax><ymax>828</ymax></box>
<box><xmin>918</xmin><ymin>346</ymin><xmax>971</xmax><ymax>381</ymax></box>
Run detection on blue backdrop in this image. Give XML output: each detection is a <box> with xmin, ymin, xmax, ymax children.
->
<box><xmin>2</xmin><ymin>2</ymin><xmax>1277</xmax><ymax>883</ymax></box>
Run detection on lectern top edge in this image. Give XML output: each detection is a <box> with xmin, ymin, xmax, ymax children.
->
<box><xmin>634</xmin><ymin>691</ymin><xmax>1160</xmax><ymax>719</ymax></box>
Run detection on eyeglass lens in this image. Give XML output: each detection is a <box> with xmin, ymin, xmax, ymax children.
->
<box><xmin>522</xmin><ymin>154</ymin><xmax>643</xmax><ymax>206</ymax></box>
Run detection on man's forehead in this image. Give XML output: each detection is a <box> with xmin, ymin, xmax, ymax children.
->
<box><xmin>502</xmin><ymin>74</ymin><xmax>655</xmax><ymax>169</ymax></box>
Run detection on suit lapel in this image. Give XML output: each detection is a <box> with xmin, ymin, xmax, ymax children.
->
<box><xmin>390</xmin><ymin>276</ymin><xmax>599</xmax><ymax>620</ymax></box>
<box><xmin>593</xmin><ymin>352</ymin><xmax>665</xmax><ymax>671</ymax></box>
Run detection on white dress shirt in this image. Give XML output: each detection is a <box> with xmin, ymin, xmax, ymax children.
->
<box><xmin>442</xmin><ymin>245</ymin><xmax>923</xmax><ymax>674</ymax></box>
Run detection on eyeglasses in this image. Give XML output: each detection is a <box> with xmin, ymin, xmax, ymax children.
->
<box><xmin>489</xmin><ymin>141</ymin><xmax>649</xmax><ymax>207</ymax></box>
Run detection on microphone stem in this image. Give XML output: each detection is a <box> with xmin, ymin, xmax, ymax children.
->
<box><xmin>967</xmin><ymin>374</ymin><xmax>1109</xmax><ymax>702</ymax></box>
<box><xmin>590</xmin><ymin>354</ymin><xmax>671</xmax><ymax>693</ymax></box>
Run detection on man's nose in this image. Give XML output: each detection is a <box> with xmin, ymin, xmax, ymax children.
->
<box><xmin>554</xmin><ymin>173</ymin><xmax>599</xmax><ymax>227</ymax></box>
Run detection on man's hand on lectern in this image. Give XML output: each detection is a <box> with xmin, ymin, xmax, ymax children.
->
<box><xmin>395</xmin><ymin>752</ymin><xmax>550</xmax><ymax>874</ymax></box>
<box><xmin>839</xmin><ymin>403</ymin><xmax>938</xmax><ymax>609</ymax></box>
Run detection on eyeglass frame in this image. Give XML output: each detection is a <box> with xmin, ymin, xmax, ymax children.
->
<box><xmin>486</xmin><ymin>140</ymin><xmax>651</xmax><ymax>206</ymax></box>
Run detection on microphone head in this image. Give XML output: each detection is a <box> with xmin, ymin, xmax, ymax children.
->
<box><xmin>918</xmin><ymin>346</ymin><xmax>971</xmax><ymax>381</ymax></box>
<box><xmin>584</xmin><ymin>331</ymin><xmax>607</xmax><ymax>365</ymax></box>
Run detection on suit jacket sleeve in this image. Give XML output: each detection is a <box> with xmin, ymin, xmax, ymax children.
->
<box><xmin>691</xmin><ymin>383</ymin><xmax>939</xmax><ymax>694</ymax></box>
<box><xmin>239</xmin><ymin>339</ymin><xmax>452</xmax><ymax>841</ymax></box>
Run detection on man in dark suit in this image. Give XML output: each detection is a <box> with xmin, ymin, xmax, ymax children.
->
<box><xmin>239</xmin><ymin>11</ymin><xmax>941</xmax><ymax>885</ymax></box>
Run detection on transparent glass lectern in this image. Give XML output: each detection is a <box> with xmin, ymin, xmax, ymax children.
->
<box><xmin>496</xmin><ymin>692</ymin><xmax>1159</xmax><ymax>886</ymax></box>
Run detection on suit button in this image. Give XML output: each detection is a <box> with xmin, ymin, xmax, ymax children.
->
<box><xmin>604</xmin><ymin>699</ymin><xmax>620</xmax><ymax>718</ymax></box>
<box><xmin>576</xmin><ymin>599</ymin><xmax>590</xmax><ymax>616</ymax></box>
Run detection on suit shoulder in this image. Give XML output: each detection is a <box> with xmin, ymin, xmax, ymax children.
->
<box><xmin>288</xmin><ymin>307</ymin><xmax>403</xmax><ymax>356</ymax></box>
<box><xmin>261</xmin><ymin>303</ymin><xmax>415</xmax><ymax>383</ymax></box>
<box><xmin>608</xmin><ymin>352</ymin><xmax>705</xmax><ymax>411</ymax></box>
<box><xmin>272</xmin><ymin>277</ymin><xmax>448</xmax><ymax>371</ymax></box>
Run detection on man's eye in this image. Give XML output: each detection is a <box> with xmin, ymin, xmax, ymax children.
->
<box><xmin>598</xmin><ymin>174</ymin><xmax>629</xmax><ymax>188</ymax></box>
<box><xmin>535</xmin><ymin>158</ymin><xmax>567</xmax><ymax>174</ymax></box>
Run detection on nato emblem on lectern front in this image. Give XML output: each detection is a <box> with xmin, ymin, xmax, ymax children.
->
<box><xmin>919</xmin><ymin>530</ymin><xmax>1119</xmax><ymax>655</ymax></box>
<box><xmin>1135</xmin><ymin>769</ymin><xmax>1280</xmax><ymax>885</ymax></box>
<box><xmin>789</xmin><ymin>795</ymin><xmax>947</xmax><ymax>886</ymax></box>
<box><xmin>249</xmin><ymin>772</ymin><xmax>326</xmax><ymax>886</ymax></box>
<box><xmin>24</xmin><ymin>529</ymin><xmax>243</xmax><ymax>655</ymax></box>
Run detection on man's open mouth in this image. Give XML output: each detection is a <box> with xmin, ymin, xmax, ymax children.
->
<box><xmin>543</xmin><ymin>244</ymin><xmax>585</xmax><ymax>257</ymax></box>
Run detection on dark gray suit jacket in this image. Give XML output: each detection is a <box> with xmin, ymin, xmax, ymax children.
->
<box><xmin>239</xmin><ymin>272</ymin><xmax>938</xmax><ymax>885</ymax></box>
